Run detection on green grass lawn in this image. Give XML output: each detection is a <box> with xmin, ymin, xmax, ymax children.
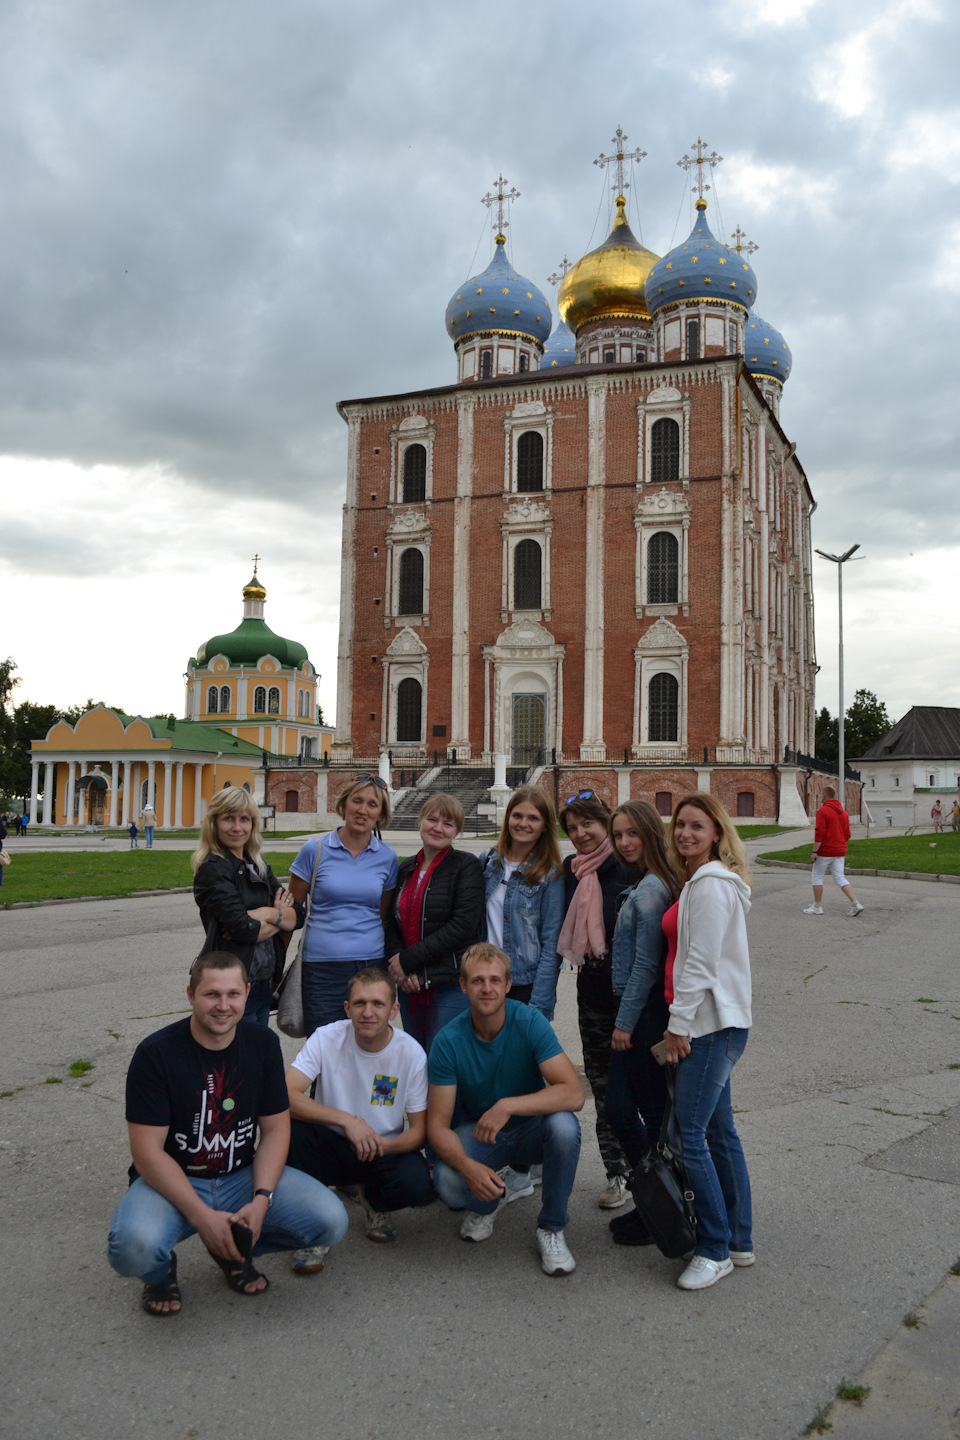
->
<box><xmin>1</xmin><ymin>850</ymin><xmax>299</xmax><ymax>905</ymax></box>
<box><xmin>759</xmin><ymin>830</ymin><xmax>960</xmax><ymax>876</ymax></box>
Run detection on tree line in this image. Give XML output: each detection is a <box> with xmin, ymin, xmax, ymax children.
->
<box><xmin>814</xmin><ymin>689</ymin><xmax>893</xmax><ymax>764</ymax></box>
<box><xmin>0</xmin><ymin>658</ymin><xmax>118</xmax><ymax>809</ymax></box>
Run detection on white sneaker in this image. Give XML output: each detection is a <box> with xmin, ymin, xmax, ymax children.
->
<box><xmin>500</xmin><ymin>1166</ymin><xmax>535</xmax><ymax>1202</ymax></box>
<box><xmin>803</xmin><ymin>904</ymin><xmax>824</xmax><ymax>915</ymax></box>
<box><xmin>598</xmin><ymin>1173</ymin><xmax>629</xmax><ymax>1209</ymax></box>
<box><xmin>459</xmin><ymin>1196</ymin><xmax>507</xmax><ymax>1243</ymax></box>
<box><xmin>676</xmin><ymin>1255</ymin><xmax>734</xmax><ymax>1290</ymax></box>
<box><xmin>291</xmin><ymin>1245</ymin><xmax>330</xmax><ymax>1276</ymax></box>
<box><xmin>730</xmin><ymin>1249</ymin><xmax>755</xmax><ymax>1267</ymax></box>
<box><xmin>357</xmin><ymin>1185</ymin><xmax>396</xmax><ymax>1242</ymax></box>
<box><xmin>537</xmin><ymin>1227</ymin><xmax>576</xmax><ymax>1275</ymax></box>
<box><xmin>849</xmin><ymin>901</ymin><xmax>864</xmax><ymax>917</ymax></box>
<box><xmin>529</xmin><ymin>1163</ymin><xmax>543</xmax><ymax>1186</ymax></box>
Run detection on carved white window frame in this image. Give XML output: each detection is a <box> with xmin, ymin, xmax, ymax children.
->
<box><xmin>636</xmin><ymin>388</ymin><xmax>691</xmax><ymax>487</ymax></box>
<box><xmin>632</xmin><ymin>619</ymin><xmax>689</xmax><ymax>759</ymax></box>
<box><xmin>503</xmin><ymin>401</ymin><xmax>554</xmax><ymax>495</ymax></box>
<box><xmin>380</xmin><ymin>629</ymin><xmax>429</xmax><ymax>752</ymax></box>
<box><xmin>385</xmin><ymin>511</ymin><xmax>431</xmax><ymax>628</ymax></box>
<box><xmin>500</xmin><ymin>499</ymin><xmax>553</xmax><ymax>622</ymax></box>
<box><xmin>633</xmin><ymin>488</ymin><xmax>691</xmax><ymax>619</ymax></box>
<box><xmin>389</xmin><ymin>415</ymin><xmax>436</xmax><ymax>506</ymax></box>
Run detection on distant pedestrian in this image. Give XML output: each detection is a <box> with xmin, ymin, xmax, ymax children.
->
<box><xmin>129</xmin><ymin>822</ymin><xmax>139</xmax><ymax>849</ymax></box>
<box><xmin>13</xmin><ymin>814</ymin><xmax>21</xmax><ymax>837</ymax></box>
<box><xmin>931</xmin><ymin>801</ymin><xmax>944</xmax><ymax>833</ymax></box>
<box><xmin>951</xmin><ymin>801</ymin><xmax>960</xmax><ymax>834</ymax></box>
<box><xmin>804</xmin><ymin>787</ymin><xmax>863</xmax><ymax>918</ymax></box>
<box><xmin>19</xmin><ymin>812</ymin><xmax>28</xmax><ymax>838</ymax></box>
<box><xmin>139</xmin><ymin>802</ymin><xmax>157</xmax><ymax>849</ymax></box>
<box><xmin>0</xmin><ymin>815</ymin><xmax>7</xmax><ymax>890</ymax></box>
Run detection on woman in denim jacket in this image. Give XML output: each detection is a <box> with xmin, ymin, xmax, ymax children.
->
<box><xmin>604</xmin><ymin>799</ymin><xmax>679</xmax><ymax>1247</ymax></box>
<box><xmin>479</xmin><ymin>786</ymin><xmax>564</xmax><ymax>1018</ymax></box>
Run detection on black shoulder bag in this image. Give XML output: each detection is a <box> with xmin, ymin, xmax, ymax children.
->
<box><xmin>627</xmin><ymin>1063</ymin><xmax>697</xmax><ymax>1258</ymax></box>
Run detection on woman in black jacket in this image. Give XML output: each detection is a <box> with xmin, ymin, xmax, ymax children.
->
<box><xmin>384</xmin><ymin>793</ymin><xmax>484</xmax><ymax>1054</ymax></box>
<box><xmin>192</xmin><ymin>787</ymin><xmax>303</xmax><ymax>1025</ymax></box>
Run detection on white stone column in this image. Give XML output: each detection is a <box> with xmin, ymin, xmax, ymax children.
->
<box><xmin>147</xmin><ymin>760</ymin><xmax>156</xmax><ymax>812</ymax></box>
<box><xmin>716</xmin><ymin>370</ymin><xmax>745</xmax><ymax>761</ymax></box>
<box><xmin>162</xmin><ymin>761</ymin><xmax>173</xmax><ymax>827</ymax></box>
<box><xmin>450</xmin><ymin>393</ymin><xmax>476</xmax><ymax>757</ymax></box>
<box><xmin>193</xmin><ymin>763</ymin><xmax>204</xmax><ymax>825</ymax></box>
<box><xmin>121</xmin><ymin>760</ymin><xmax>132</xmax><ymax>827</ymax></box>
<box><xmin>581</xmin><ymin>377</ymin><xmax>607</xmax><ymax>760</ymax></box>
<box><xmin>29</xmin><ymin>760</ymin><xmax>41</xmax><ymax>826</ymax></box>
<box><xmin>108</xmin><ymin>761</ymin><xmax>119</xmax><ymax>826</ymax></box>
<box><xmin>757</xmin><ymin>426</ymin><xmax>771</xmax><ymax>759</ymax></box>
<box><xmin>174</xmin><ymin>762</ymin><xmax>184</xmax><ymax>828</ymax></box>
<box><xmin>42</xmin><ymin>762</ymin><xmax>55</xmax><ymax>825</ymax></box>
<box><xmin>333</xmin><ymin>409</ymin><xmax>361</xmax><ymax>759</ymax></box>
<box><xmin>66</xmin><ymin>761</ymin><xmax>77</xmax><ymax>826</ymax></box>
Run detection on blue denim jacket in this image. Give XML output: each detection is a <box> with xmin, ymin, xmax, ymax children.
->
<box><xmin>479</xmin><ymin>850</ymin><xmax>565</xmax><ymax>1018</ymax></box>
<box><xmin>610</xmin><ymin>872</ymin><xmax>672</xmax><ymax>1035</ymax></box>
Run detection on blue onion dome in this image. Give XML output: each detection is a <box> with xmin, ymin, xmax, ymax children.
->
<box><xmin>646</xmin><ymin>199</ymin><xmax>757</xmax><ymax>316</ymax></box>
<box><xmin>445</xmin><ymin>236</ymin><xmax>551</xmax><ymax>346</ymax></box>
<box><xmin>744</xmin><ymin>313</ymin><xmax>792</xmax><ymax>385</ymax></box>
<box><xmin>540</xmin><ymin>317</ymin><xmax>577</xmax><ymax>367</ymax></box>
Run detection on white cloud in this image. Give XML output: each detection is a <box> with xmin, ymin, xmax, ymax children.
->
<box><xmin>753</xmin><ymin>0</ymin><xmax>820</xmax><ymax>25</ymax></box>
<box><xmin>721</xmin><ymin>160</ymin><xmax>838</xmax><ymax>217</ymax></box>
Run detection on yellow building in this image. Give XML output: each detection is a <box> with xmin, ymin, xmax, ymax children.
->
<box><xmin>28</xmin><ymin>567</ymin><xmax>332</xmax><ymax>828</ymax></box>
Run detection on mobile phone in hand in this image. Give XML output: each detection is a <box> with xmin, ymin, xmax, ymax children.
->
<box><xmin>650</xmin><ymin>1038</ymin><xmax>670</xmax><ymax>1066</ymax></box>
<box><xmin>230</xmin><ymin>1221</ymin><xmax>253</xmax><ymax>1259</ymax></box>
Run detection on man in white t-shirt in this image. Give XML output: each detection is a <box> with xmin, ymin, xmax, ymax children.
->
<box><xmin>285</xmin><ymin>967</ymin><xmax>433</xmax><ymax>1271</ymax></box>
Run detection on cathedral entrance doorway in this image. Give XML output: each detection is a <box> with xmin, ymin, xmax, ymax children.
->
<box><xmin>511</xmin><ymin>693</ymin><xmax>546</xmax><ymax>767</ymax></box>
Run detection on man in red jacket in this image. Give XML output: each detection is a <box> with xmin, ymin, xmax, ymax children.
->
<box><xmin>804</xmin><ymin>787</ymin><xmax>864</xmax><ymax>917</ymax></box>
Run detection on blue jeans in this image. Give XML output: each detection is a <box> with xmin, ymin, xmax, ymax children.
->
<box><xmin>671</xmin><ymin>1028</ymin><xmax>753</xmax><ymax>1262</ymax></box>
<box><xmin>301</xmin><ymin>959</ymin><xmax>380</xmax><ymax>1034</ymax></box>
<box><xmin>433</xmin><ymin>1113</ymin><xmax>581</xmax><ymax>1232</ymax></box>
<box><xmin>398</xmin><ymin>983</ymin><xmax>470</xmax><ymax>1056</ymax></box>
<box><xmin>289</xmin><ymin>1122</ymin><xmax>435</xmax><ymax>1212</ymax></box>
<box><xmin>107</xmin><ymin>1165</ymin><xmax>348</xmax><ymax>1286</ymax></box>
<box><xmin>144</xmin><ymin>826</ymin><xmax>154</xmax><ymax>848</ymax></box>
<box><xmin>605</xmin><ymin>993</ymin><xmax>669</xmax><ymax>1169</ymax></box>
<box><xmin>243</xmin><ymin>979</ymin><xmax>273</xmax><ymax>1027</ymax></box>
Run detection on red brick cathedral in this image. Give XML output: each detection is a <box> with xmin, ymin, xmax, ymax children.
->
<box><xmin>331</xmin><ymin>147</ymin><xmax>816</xmax><ymax>822</ymax></box>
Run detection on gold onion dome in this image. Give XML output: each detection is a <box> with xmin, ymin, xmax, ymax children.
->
<box><xmin>558</xmin><ymin>197</ymin><xmax>660</xmax><ymax>332</ymax></box>
<box><xmin>242</xmin><ymin>572</ymin><xmax>266</xmax><ymax>602</ymax></box>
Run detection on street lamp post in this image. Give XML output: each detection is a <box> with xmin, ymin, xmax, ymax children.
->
<box><xmin>814</xmin><ymin>544</ymin><xmax>860</xmax><ymax>805</ymax></box>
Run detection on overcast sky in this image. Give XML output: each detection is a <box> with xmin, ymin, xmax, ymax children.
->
<box><xmin>1</xmin><ymin>0</ymin><xmax>956</xmax><ymax>737</ymax></box>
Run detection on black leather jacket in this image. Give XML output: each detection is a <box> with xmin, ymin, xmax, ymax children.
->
<box><xmin>383</xmin><ymin>847</ymin><xmax>485</xmax><ymax>988</ymax></box>
<box><xmin>193</xmin><ymin>852</ymin><xmax>304</xmax><ymax>981</ymax></box>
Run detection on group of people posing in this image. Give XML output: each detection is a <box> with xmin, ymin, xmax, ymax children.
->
<box><xmin>107</xmin><ymin>775</ymin><xmax>755</xmax><ymax>1315</ymax></box>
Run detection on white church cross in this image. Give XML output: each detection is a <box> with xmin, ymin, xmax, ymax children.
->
<box><xmin>594</xmin><ymin>126</ymin><xmax>647</xmax><ymax>198</ymax></box>
<box><xmin>677</xmin><ymin>138</ymin><xmax>723</xmax><ymax>200</ymax></box>
<box><xmin>729</xmin><ymin>225</ymin><xmax>758</xmax><ymax>256</ymax></box>
<box><xmin>547</xmin><ymin>256</ymin><xmax>571</xmax><ymax>288</ymax></box>
<box><xmin>481</xmin><ymin>175</ymin><xmax>521</xmax><ymax>241</ymax></box>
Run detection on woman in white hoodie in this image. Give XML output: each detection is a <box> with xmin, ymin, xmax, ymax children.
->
<box><xmin>663</xmin><ymin>795</ymin><xmax>754</xmax><ymax>1292</ymax></box>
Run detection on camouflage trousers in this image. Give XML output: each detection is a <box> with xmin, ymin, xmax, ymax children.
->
<box><xmin>576</xmin><ymin>961</ymin><xmax>628</xmax><ymax>1179</ymax></box>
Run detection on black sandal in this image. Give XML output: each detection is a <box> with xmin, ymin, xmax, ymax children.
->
<box><xmin>206</xmin><ymin>1249</ymin><xmax>269</xmax><ymax>1296</ymax></box>
<box><xmin>141</xmin><ymin>1252</ymin><xmax>181</xmax><ymax>1317</ymax></box>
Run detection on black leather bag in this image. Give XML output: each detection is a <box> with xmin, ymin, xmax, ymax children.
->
<box><xmin>628</xmin><ymin>1067</ymin><xmax>697</xmax><ymax>1258</ymax></box>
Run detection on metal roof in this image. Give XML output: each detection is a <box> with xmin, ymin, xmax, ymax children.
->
<box><xmin>859</xmin><ymin>706</ymin><xmax>960</xmax><ymax>760</ymax></box>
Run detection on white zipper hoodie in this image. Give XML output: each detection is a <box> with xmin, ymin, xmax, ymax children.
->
<box><xmin>668</xmin><ymin>860</ymin><xmax>752</xmax><ymax>1038</ymax></box>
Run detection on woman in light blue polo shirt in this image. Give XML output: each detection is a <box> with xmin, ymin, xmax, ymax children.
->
<box><xmin>289</xmin><ymin>776</ymin><xmax>398</xmax><ymax>1034</ymax></box>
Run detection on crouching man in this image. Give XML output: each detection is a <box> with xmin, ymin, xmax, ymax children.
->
<box><xmin>285</xmin><ymin>967</ymin><xmax>434</xmax><ymax>1267</ymax></box>
<box><xmin>107</xmin><ymin>952</ymin><xmax>348</xmax><ymax>1316</ymax></box>
<box><xmin>428</xmin><ymin>942</ymin><xmax>584</xmax><ymax>1275</ymax></box>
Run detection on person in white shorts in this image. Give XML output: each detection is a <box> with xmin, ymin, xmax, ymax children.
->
<box><xmin>805</xmin><ymin>787</ymin><xmax>864</xmax><ymax>917</ymax></box>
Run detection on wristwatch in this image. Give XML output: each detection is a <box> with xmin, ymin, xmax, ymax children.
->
<box><xmin>254</xmin><ymin>1187</ymin><xmax>275</xmax><ymax>1208</ymax></box>
<box><xmin>275</xmin><ymin>907</ymin><xmax>283</xmax><ymax>927</ymax></box>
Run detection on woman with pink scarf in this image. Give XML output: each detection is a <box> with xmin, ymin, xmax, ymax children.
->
<box><xmin>556</xmin><ymin>791</ymin><xmax>634</xmax><ymax>1211</ymax></box>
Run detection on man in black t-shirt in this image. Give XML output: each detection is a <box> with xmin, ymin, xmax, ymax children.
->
<box><xmin>107</xmin><ymin>952</ymin><xmax>348</xmax><ymax>1316</ymax></box>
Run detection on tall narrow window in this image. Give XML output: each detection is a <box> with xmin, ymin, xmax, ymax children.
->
<box><xmin>737</xmin><ymin>791</ymin><xmax>755</xmax><ymax>817</ymax></box>
<box><xmin>268</xmin><ymin>686</ymin><xmax>280</xmax><ymax>714</ymax></box>
<box><xmin>396</xmin><ymin>677</ymin><xmax>422</xmax><ymax>742</ymax></box>
<box><xmin>219</xmin><ymin>685</ymin><xmax>230</xmax><ymax>713</ymax></box>
<box><xmin>603</xmin><ymin>348</ymin><xmax>615</xmax><ymax>364</ymax></box>
<box><xmin>514</xmin><ymin>539</ymin><xmax>542</xmax><ymax>610</ymax></box>
<box><xmin>253</xmin><ymin>685</ymin><xmax>266</xmax><ymax>713</ymax></box>
<box><xmin>480</xmin><ymin>348</ymin><xmax>493</xmax><ymax>379</ymax></box>
<box><xmin>637</xmin><ymin>347</ymin><xmax>647</xmax><ymax>363</ymax></box>
<box><xmin>518</xmin><ymin>352</ymin><xmax>529</xmax><ymax>372</ymax></box>
<box><xmin>647</xmin><ymin>531</ymin><xmax>679</xmax><ymax>604</ymax></box>
<box><xmin>728</xmin><ymin>321</ymin><xmax>738</xmax><ymax>353</ymax></box>
<box><xmin>516</xmin><ymin>431</ymin><xmax>544</xmax><ymax>492</ymax></box>
<box><xmin>402</xmin><ymin>444</ymin><xmax>426</xmax><ymax>503</ymax></box>
<box><xmin>686</xmin><ymin>317</ymin><xmax>700</xmax><ymax>359</ymax></box>
<box><xmin>398</xmin><ymin>548</ymin><xmax>424</xmax><ymax>615</ymax></box>
<box><xmin>655</xmin><ymin>791</ymin><xmax>672</xmax><ymax>817</ymax></box>
<box><xmin>207</xmin><ymin>687</ymin><xmax>219</xmax><ymax>714</ymax></box>
<box><xmin>648</xmin><ymin>672</ymin><xmax>679</xmax><ymax>742</ymax></box>
<box><xmin>650</xmin><ymin>417</ymin><xmax>680</xmax><ymax>484</ymax></box>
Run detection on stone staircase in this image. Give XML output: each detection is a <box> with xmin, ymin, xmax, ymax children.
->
<box><xmin>385</xmin><ymin>764</ymin><xmax>527</xmax><ymax>834</ymax></box>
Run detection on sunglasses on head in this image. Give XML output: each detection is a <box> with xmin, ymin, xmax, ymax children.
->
<box><xmin>354</xmin><ymin>772</ymin><xmax>388</xmax><ymax>790</ymax></box>
<box><xmin>563</xmin><ymin>790</ymin><xmax>595</xmax><ymax>806</ymax></box>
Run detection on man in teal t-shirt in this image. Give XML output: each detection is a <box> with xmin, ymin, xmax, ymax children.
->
<box><xmin>428</xmin><ymin>942</ymin><xmax>584</xmax><ymax>1276</ymax></box>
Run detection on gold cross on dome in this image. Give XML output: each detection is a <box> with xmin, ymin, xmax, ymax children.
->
<box><xmin>594</xmin><ymin>126</ymin><xmax>647</xmax><ymax>197</ymax></box>
<box><xmin>251</xmin><ymin>554</ymin><xmax>261</xmax><ymax>575</ymax></box>
<box><xmin>481</xmin><ymin>175</ymin><xmax>520</xmax><ymax>237</ymax></box>
<box><xmin>677</xmin><ymin>138</ymin><xmax>723</xmax><ymax>199</ymax></box>
<box><xmin>547</xmin><ymin>256</ymin><xmax>571</xmax><ymax>288</ymax></box>
<box><xmin>729</xmin><ymin>225</ymin><xmax>759</xmax><ymax>256</ymax></box>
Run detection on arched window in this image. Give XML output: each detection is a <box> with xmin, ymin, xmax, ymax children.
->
<box><xmin>648</xmin><ymin>672</ymin><xmax>679</xmax><ymax>742</ymax></box>
<box><xmin>514</xmin><ymin>539</ymin><xmax>542</xmax><ymax>610</ymax></box>
<box><xmin>268</xmin><ymin>686</ymin><xmax>280</xmax><ymax>714</ymax></box>
<box><xmin>219</xmin><ymin>685</ymin><xmax>230</xmax><ymax>713</ymax></box>
<box><xmin>398</xmin><ymin>548</ymin><xmax>424</xmax><ymax>615</ymax></box>
<box><xmin>686</xmin><ymin>317</ymin><xmax>700</xmax><ymax>359</ymax></box>
<box><xmin>206</xmin><ymin>687</ymin><xmax>218</xmax><ymax>714</ymax></box>
<box><xmin>647</xmin><ymin>531</ymin><xmax>679</xmax><ymax>604</ymax></box>
<box><xmin>480</xmin><ymin>348</ymin><xmax>493</xmax><ymax>379</ymax></box>
<box><xmin>650</xmin><ymin>417</ymin><xmax>680</xmax><ymax>485</ymax></box>
<box><xmin>396</xmin><ymin>677</ymin><xmax>422</xmax><ymax>742</ymax></box>
<box><xmin>517</xmin><ymin>431</ymin><xmax>544</xmax><ymax>492</ymax></box>
<box><xmin>518</xmin><ymin>352</ymin><xmax>529</xmax><ymax>372</ymax></box>
<box><xmin>402</xmin><ymin>444</ymin><xmax>426</xmax><ymax>503</ymax></box>
<box><xmin>253</xmin><ymin>686</ymin><xmax>266</xmax><ymax>713</ymax></box>
<box><xmin>285</xmin><ymin>790</ymin><xmax>299</xmax><ymax>813</ymax></box>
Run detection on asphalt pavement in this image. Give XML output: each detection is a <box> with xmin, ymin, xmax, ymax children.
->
<box><xmin>1</xmin><ymin>845</ymin><xmax>958</xmax><ymax>1440</ymax></box>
